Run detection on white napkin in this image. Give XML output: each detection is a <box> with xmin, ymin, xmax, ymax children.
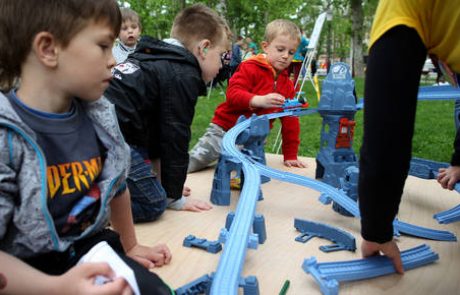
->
<box><xmin>78</xmin><ymin>241</ymin><xmax>140</xmax><ymax>295</ymax></box>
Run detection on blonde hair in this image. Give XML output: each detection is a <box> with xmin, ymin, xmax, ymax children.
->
<box><xmin>264</xmin><ymin>19</ymin><xmax>301</xmax><ymax>43</ymax></box>
<box><xmin>170</xmin><ymin>4</ymin><xmax>230</xmax><ymax>51</ymax></box>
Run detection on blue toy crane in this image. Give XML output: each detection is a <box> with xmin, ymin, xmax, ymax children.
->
<box><xmin>315</xmin><ymin>62</ymin><xmax>358</xmax><ymax>216</ymax></box>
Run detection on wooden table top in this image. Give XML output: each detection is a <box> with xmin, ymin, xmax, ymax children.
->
<box><xmin>135</xmin><ymin>154</ymin><xmax>460</xmax><ymax>294</ymax></box>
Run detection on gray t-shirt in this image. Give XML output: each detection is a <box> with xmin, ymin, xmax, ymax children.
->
<box><xmin>7</xmin><ymin>91</ymin><xmax>105</xmax><ymax>237</ymax></box>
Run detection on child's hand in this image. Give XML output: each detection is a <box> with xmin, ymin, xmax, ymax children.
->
<box><xmin>250</xmin><ymin>93</ymin><xmax>285</xmax><ymax>108</ymax></box>
<box><xmin>284</xmin><ymin>159</ymin><xmax>307</xmax><ymax>168</ymax></box>
<box><xmin>182</xmin><ymin>186</ymin><xmax>191</xmax><ymax>196</ymax></box>
<box><xmin>182</xmin><ymin>197</ymin><xmax>213</xmax><ymax>212</ymax></box>
<box><xmin>61</xmin><ymin>263</ymin><xmax>131</xmax><ymax>295</ymax></box>
<box><xmin>437</xmin><ymin>166</ymin><xmax>460</xmax><ymax>190</ymax></box>
<box><xmin>126</xmin><ymin>243</ymin><xmax>172</xmax><ymax>269</ymax></box>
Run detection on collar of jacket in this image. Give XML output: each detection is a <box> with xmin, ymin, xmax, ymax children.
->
<box><xmin>131</xmin><ymin>35</ymin><xmax>199</xmax><ymax>67</ymax></box>
<box><xmin>243</xmin><ymin>53</ymin><xmax>289</xmax><ymax>79</ymax></box>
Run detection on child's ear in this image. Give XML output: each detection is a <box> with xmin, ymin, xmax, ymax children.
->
<box><xmin>197</xmin><ymin>39</ymin><xmax>211</xmax><ymax>58</ymax></box>
<box><xmin>261</xmin><ymin>41</ymin><xmax>269</xmax><ymax>52</ymax></box>
<box><xmin>32</xmin><ymin>32</ymin><xmax>59</xmax><ymax>68</ymax></box>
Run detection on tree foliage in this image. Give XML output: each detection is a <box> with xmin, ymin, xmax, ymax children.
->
<box><xmin>118</xmin><ymin>0</ymin><xmax>379</xmax><ymax>77</ymax></box>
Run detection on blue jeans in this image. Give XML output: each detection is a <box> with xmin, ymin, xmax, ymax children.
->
<box><xmin>128</xmin><ymin>147</ymin><xmax>167</xmax><ymax>223</ymax></box>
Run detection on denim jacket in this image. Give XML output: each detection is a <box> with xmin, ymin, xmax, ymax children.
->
<box><xmin>0</xmin><ymin>93</ymin><xmax>130</xmax><ymax>258</ymax></box>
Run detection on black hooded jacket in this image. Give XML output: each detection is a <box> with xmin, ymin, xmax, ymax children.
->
<box><xmin>105</xmin><ymin>36</ymin><xmax>207</xmax><ymax>201</ymax></box>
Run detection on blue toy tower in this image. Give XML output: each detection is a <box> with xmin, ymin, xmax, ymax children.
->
<box><xmin>315</xmin><ymin>62</ymin><xmax>358</xmax><ymax>216</ymax></box>
<box><xmin>211</xmin><ymin>114</ymin><xmax>270</xmax><ymax>206</ymax></box>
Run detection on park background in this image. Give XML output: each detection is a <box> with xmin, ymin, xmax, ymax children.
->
<box><xmin>118</xmin><ymin>0</ymin><xmax>457</xmax><ymax>163</ymax></box>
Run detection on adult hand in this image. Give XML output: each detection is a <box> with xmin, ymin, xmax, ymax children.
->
<box><xmin>361</xmin><ymin>239</ymin><xmax>404</xmax><ymax>274</ymax></box>
<box><xmin>126</xmin><ymin>243</ymin><xmax>172</xmax><ymax>269</ymax></box>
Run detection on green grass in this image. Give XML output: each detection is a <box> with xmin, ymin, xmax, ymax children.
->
<box><xmin>190</xmin><ymin>77</ymin><xmax>456</xmax><ymax>163</ymax></box>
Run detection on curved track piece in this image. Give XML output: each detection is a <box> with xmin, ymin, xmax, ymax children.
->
<box><xmin>302</xmin><ymin>244</ymin><xmax>439</xmax><ymax>295</ymax></box>
<box><xmin>253</xmin><ymin>160</ymin><xmax>360</xmax><ymax>216</ymax></box>
<box><xmin>294</xmin><ymin>218</ymin><xmax>356</xmax><ymax>252</ymax></box>
<box><xmin>393</xmin><ymin>220</ymin><xmax>457</xmax><ymax>241</ymax></box>
<box><xmin>211</xmin><ymin>162</ymin><xmax>261</xmax><ymax>294</ymax></box>
<box><xmin>254</xmin><ymin>158</ymin><xmax>456</xmax><ymax>241</ymax></box>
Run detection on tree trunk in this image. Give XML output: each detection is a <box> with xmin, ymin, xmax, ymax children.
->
<box><xmin>350</xmin><ymin>0</ymin><xmax>365</xmax><ymax>77</ymax></box>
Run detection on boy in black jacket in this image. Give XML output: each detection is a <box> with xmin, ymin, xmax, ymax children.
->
<box><xmin>105</xmin><ymin>4</ymin><xmax>230</xmax><ymax>222</ymax></box>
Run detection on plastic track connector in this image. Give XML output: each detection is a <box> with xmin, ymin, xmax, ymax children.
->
<box><xmin>175</xmin><ymin>274</ymin><xmax>213</xmax><ymax>295</ymax></box>
<box><xmin>294</xmin><ymin>218</ymin><xmax>356</xmax><ymax>252</ymax></box>
<box><xmin>239</xmin><ymin>276</ymin><xmax>260</xmax><ymax>295</ymax></box>
<box><xmin>183</xmin><ymin>235</ymin><xmax>223</xmax><ymax>254</ymax></box>
<box><xmin>302</xmin><ymin>244</ymin><xmax>439</xmax><ymax>295</ymax></box>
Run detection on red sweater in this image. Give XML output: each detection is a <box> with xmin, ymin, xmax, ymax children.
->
<box><xmin>212</xmin><ymin>54</ymin><xmax>301</xmax><ymax>161</ymax></box>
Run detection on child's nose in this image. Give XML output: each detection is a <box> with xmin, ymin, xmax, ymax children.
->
<box><xmin>108</xmin><ymin>53</ymin><xmax>116</xmax><ymax>68</ymax></box>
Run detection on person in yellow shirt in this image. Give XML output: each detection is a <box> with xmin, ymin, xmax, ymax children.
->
<box><xmin>358</xmin><ymin>0</ymin><xmax>460</xmax><ymax>274</ymax></box>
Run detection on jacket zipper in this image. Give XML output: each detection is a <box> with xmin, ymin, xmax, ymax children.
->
<box><xmin>0</xmin><ymin>122</ymin><xmax>60</xmax><ymax>250</ymax></box>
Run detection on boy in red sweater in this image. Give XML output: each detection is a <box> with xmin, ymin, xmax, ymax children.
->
<box><xmin>188</xmin><ymin>19</ymin><xmax>307</xmax><ymax>173</ymax></box>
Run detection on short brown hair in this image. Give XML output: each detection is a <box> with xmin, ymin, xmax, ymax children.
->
<box><xmin>170</xmin><ymin>4</ymin><xmax>230</xmax><ymax>52</ymax></box>
<box><xmin>264</xmin><ymin>19</ymin><xmax>301</xmax><ymax>44</ymax></box>
<box><xmin>120</xmin><ymin>7</ymin><xmax>141</xmax><ymax>29</ymax></box>
<box><xmin>0</xmin><ymin>0</ymin><xmax>121</xmax><ymax>91</ymax></box>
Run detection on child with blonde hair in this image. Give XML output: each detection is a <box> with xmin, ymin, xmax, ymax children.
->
<box><xmin>189</xmin><ymin>19</ymin><xmax>307</xmax><ymax>173</ymax></box>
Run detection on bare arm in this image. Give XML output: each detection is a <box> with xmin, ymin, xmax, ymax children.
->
<box><xmin>110</xmin><ymin>189</ymin><xmax>172</xmax><ymax>268</ymax></box>
<box><xmin>110</xmin><ymin>189</ymin><xmax>138</xmax><ymax>252</ymax></box>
